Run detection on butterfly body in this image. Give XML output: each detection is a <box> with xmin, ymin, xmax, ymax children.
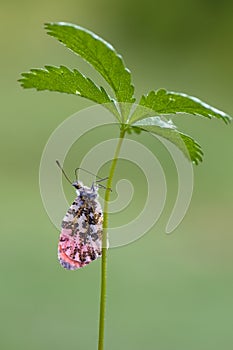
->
<box><xmin>58</xmin><ymin>181</ymin><xmax>103</xmax><ymax>270</ymax></box>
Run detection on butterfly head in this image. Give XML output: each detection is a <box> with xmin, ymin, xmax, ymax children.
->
<box><xmin>72</xmin><ymin>181</ymin><xmax>98</xmax><ymax>199</ymax></box>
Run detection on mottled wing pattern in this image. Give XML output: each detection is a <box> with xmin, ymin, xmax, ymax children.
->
<box><xmin>58</xmin><ymin>192</ymin><xmax>103</xmax><ymax>270</ymax></box>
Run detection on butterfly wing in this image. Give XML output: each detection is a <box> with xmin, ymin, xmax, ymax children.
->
<box><xmin>58</xmin><ymin>195</ymin><xmax>103</xmax><ymax>270</ymax></box>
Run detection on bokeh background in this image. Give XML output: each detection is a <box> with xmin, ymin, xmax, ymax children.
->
<box><xmin>1</xmin><ymin>0</ymin><xmax>233</xmax><ymax>349</ymax></box>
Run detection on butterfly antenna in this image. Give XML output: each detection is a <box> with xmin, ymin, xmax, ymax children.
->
<box><xmin>56</xmin><ymin>160</ymin><xmax>73</xmax><ymax>185</ymax></box>
<box><xmin>75</xmin><ymin>167</ymin><xmax>108</xmax><ymax>182</ymax></box>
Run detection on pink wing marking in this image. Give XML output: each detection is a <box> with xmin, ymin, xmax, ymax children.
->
<box><xmin>58</xmin><ymin>228</ymin><xmax>101</xmax><ymax>270</ymax></box>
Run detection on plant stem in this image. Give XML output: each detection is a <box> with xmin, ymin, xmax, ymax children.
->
<box><xmin>98</xmin><ymin>127</ymin><xmax>126</xmax><ymax>350</ymax></box>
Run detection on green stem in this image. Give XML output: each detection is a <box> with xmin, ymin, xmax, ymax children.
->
<box><xmin>98</xmin><ymin>127</ymin><xmax>126</xmax><ymax>350</ymax></box>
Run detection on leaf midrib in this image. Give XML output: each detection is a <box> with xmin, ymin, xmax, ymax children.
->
<box><xmin>61</xmin><ymin>30</ymin><xmax>122</xmax><ymax>98</ymax></box>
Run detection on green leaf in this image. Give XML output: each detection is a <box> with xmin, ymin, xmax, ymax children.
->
<box><xmin>19</xmin><ymin>65</ymin><xmax>121</xmax><ymax>121</ymax></box>
<box><xmin>45</xmin><ymin>22</ymin><xmax>135</xmax><ymax>107</ymax></box>
<box><xmin>133</xmin><ymin>117</ymin><xmax>203</xmax><ymax>164</ymax></box>
<box><xmin>130</xmin><ymin>89</ymin><xmax>231</xmax><ymax>124</ymax></box>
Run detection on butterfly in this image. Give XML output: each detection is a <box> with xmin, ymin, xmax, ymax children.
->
<box><xmin>56</xmin><ymin>161</ymin><xmax>107</xmax><ymax>270</ymax></box>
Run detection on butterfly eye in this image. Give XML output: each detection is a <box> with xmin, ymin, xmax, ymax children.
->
<box><xmin>72</xmin><ymin>182</ymin><xmax>81</xmax><ymax>190</ymax></box>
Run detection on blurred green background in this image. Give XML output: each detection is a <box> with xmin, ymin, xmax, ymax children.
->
<box><xmin>1</xmin><ymin>0</ymin><xmax>233</xmax><ymax>349</ymax></box>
